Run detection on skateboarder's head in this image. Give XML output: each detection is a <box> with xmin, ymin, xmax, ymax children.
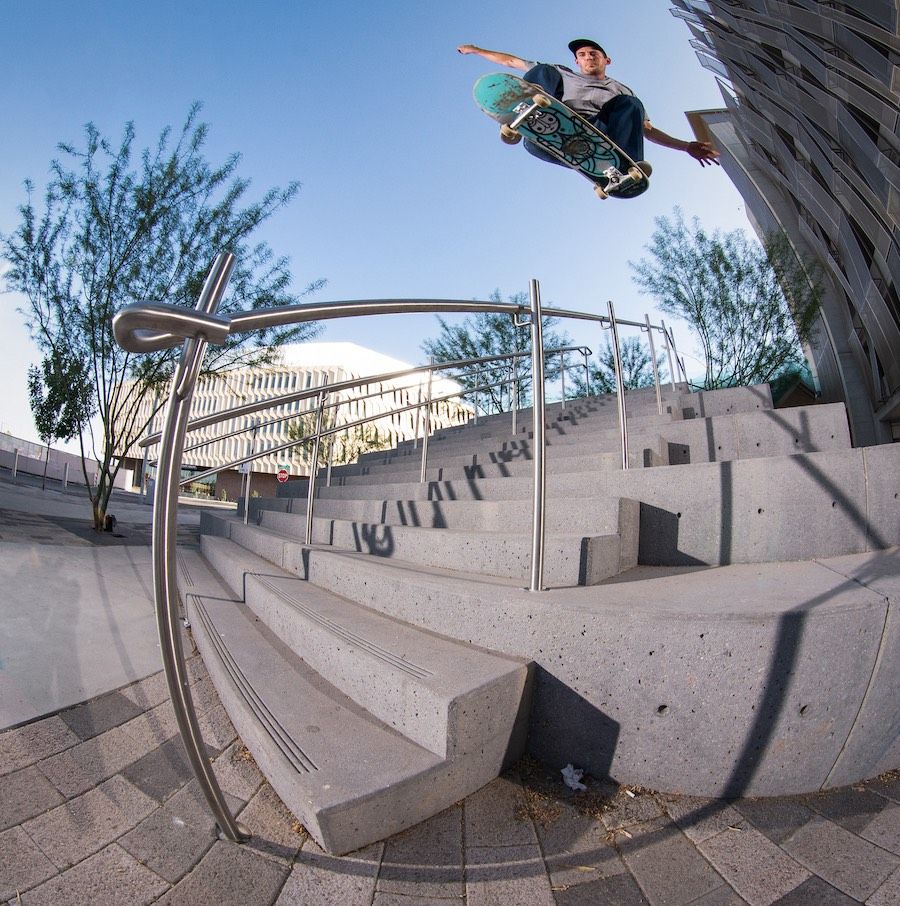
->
<box><xmin>567</xmin><ymin>38</ymin><xmax>610</xmax><ymax>76</ymax></box>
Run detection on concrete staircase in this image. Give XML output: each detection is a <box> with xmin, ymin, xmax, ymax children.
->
<box><xmin>183</xmin><ymin>382</ymin><xmax>900</xmax><ymax>854</ymax></box>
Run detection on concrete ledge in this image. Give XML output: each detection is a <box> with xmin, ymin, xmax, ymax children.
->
<box><xmin>302</xmin><ymin>546</ymin><xmax>900</xmax><ymax>797</ymax></box>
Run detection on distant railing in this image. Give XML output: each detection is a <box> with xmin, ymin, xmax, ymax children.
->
<box><xmin>112</xmin><ymin>252</ymin><xmax>686</xmax><ymax>844</ymax></box>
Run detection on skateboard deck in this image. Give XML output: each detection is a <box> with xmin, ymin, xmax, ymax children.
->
<box><xmin>473</xmin><ymin>72</ymin><xmax>649</xmax><ymax>199</ymax></box>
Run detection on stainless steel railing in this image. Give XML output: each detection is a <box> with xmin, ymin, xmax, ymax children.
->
<box><xmin>112</xmin><ymin>252</ymin><xmax>686</xmax><ymax>842</ymax></box>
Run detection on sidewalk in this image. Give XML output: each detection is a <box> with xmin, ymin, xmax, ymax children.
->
<box><xmin>1</xmin><ymin>476</ymin><xmax>898</xmax><ymax>904</ymax></box>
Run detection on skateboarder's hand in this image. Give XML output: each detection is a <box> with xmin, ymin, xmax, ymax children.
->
<box><xmin>687</xmin><ymin>141</ymin><xmax>720</xmax><ymax>167</ymax></box>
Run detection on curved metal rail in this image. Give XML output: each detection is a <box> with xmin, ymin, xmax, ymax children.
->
<box><xmin>113</xmin><ymin>253</ymin><xmax>685</xmax><ymax>844</ymax></box>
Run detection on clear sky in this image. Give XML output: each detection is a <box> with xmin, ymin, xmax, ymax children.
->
<box><xmin>0</xmin><ymin>0</ymin><xmax>753</xmax><ymax>448</ymax></box>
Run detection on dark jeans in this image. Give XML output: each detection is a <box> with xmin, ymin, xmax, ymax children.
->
<box><xmin>522</xmin><ymin>63</ymin><xmax>646</xmax><ymax>165</ymax></box>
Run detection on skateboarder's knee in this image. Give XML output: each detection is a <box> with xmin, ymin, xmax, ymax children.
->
<box><xmin>523</xmin><ymin>64</ymin><xmax>563</xmax><ymax>98</ymax></box>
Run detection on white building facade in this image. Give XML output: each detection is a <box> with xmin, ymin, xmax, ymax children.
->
<box><xmin>121</xmin><ymin>342</ymin><xmax>470</xmax><ymax>492</ymax></box>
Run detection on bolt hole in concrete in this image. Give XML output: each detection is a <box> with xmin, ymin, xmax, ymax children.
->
<box><xmin>800</xmin><ymin>705</ymin><xmax>808</xmax><ymax>715</ymax></box>
<box><xmin>657</xmin><ymin>705</ymin><xmax>668</xmax><ymax>714</ymax></box>
<box><xmin>758</xmin><ymin>508</ymin><xmax>764</xmax><ymax>514</ymax></box>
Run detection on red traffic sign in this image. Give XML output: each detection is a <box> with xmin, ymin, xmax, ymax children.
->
<box><xmin>276</xmin><ymin>468</ymin><xmax>289</xmax><ymax>483</ymax></box>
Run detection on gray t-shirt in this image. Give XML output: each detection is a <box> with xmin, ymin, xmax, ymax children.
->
<box><xmin>530</xmin><ymin>62</ymin><xmax>637</xmax><ymax>117</ymax></box>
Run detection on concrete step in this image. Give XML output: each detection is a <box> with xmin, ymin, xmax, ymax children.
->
<box><xmin>307</xmin><ymin>444</ymin><xmax>900</xmax><ymax>567</ymax></box>
<box><xmin>288</xmin><ymin>543</ymin><xmax>899</xmax><ymax>797</ymax></box>
<box><xmin>206</xmin><ymin>505</ymin><xmax>638</xmax><ymax>587</ymax></box>
<box><xmin>337</xmin><ymin>436</ymin><xmax>668</xmax><ymax>478</ymax></box>
<box><xmin>326</xmin><ymin>449</ymin><xmax>654</xmax><ymax>487</ymax></box>
<box><xmin>254</xmin><ymin>493</ymin><xmax>633</xmax><ymax>536</ymax></box>
<box><xmin>178</xmin><ymin>545</ymin><xmax>531</xmax><ymax>855</ymax></box>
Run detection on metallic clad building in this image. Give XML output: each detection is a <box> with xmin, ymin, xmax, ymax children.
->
<box><xmin>670</xmin><ymin>0</ymin><xmax>900</xmax><ymax>444</ymax></box>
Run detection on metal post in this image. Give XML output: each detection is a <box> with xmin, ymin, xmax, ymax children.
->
<box><xmin>560</xmin><ymin>351</ymin><xmax>566</xmax><ymax>410</ymax></box>
<box><xmin>151</xmin><ymin>252</ymin><xmax>249</xmax><ymax>844</ymax></box>
<box><xmin>420</xmin><ymin>359</ymin><xmax>434</xmax><ymax>484</ymax></box>
<box><xmin>528</xmin><ymin>279</ymin><xmax>547</xmax><ymax>592</ymax></box>
<box><xmin>473</xmin><ymin>369</ymin><xmax>480</xmax><ymax>426</ymax></box>
<box><xmin>305</xmin><ymin>390</ymin><xmax>327</xmax><ymax>545</ymax></box>
<box><xmin>660</xmin><ymin>319</ymin><xmax>677</xmax><ymax>391</ymax></box>
<box><xmin>243</xmin><ymin>426</ymin><xmax>258</xmax><ymax>526</ymax></box>
<box><xmin>11</xmin><ymin>449</ymin><xmax>17</xmax><ymax>480</ymax></box>
<box><xmin>511</xmin><ymin>361</ymin><xmax>518</xmax><ymax>435</ymax></box>
<box><xmin>63</xmin><ymin>462</ymin><xmax>69</xmax><ymax>490</ymax></box>
<box><xmin>325</xmin><ymin>434</ymin><xmax>335</xmax><ymax>487</ymax></box>
<box><xmin>583</xmin><ymin>349</ymin><xmax>590</xmax><ymax>397</ymax></box>
<box><xmin>645</xmin><ymin>314</ymin><xmax>663</xmax><ymax>415</ymax></box>
<box><xmin>608</xmin><ymin>301</ymin><xmax>629</xmax><ymax>470</ymax></box>
<box><xmin>413</xmin><ymin>380</ymin><xmax>422</xmax><ymax>448</ymax></box>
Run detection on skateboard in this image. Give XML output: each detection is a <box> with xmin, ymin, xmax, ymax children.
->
<box><xmin>472</xmin><ymin>72</ymin><xmax>649</xmax><ymax>199</ymax></box>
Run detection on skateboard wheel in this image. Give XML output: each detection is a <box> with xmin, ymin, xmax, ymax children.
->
<box><xmin>594</xmin><ymin>184</ymin><xmax>609</xmax><ymax>200</ymax></box>
<box><xmin>628</xmin><ymin>166</ymin><xmax>645</xmax><ymax>181</ymax></box>
<box><xmin>533</xmin><ymin>93</ymin><xmax>552</xmax><ymax>108</ymax></box>
<box><xmin>500</xmin><ymin>124</ymin><xmax>522</xmax><ymax>145</ymax></box>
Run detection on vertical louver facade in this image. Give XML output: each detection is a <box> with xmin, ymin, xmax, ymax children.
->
<box><xmin>671</xmin><ymin>0</ymin><xmax>900</xmax><ymax>444</ymax></box>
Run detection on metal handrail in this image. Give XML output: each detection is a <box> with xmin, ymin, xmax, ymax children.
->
<box><xmin>113</xmin><ymin>254</ymin><xmax>684</xmax><ymax>846</ymax></box>
<box><xmin>151</xmin><ymin>343</ymin><xmax>592</xmax><ymax>461</ymax></box>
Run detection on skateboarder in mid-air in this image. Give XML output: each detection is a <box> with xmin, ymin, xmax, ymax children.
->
<box><xmin>458</xmin><ymin>38</ymin><xmax>720</xmax><ymax>176</ymax></box>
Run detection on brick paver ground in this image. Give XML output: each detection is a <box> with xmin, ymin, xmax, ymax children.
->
<box><xmin>2</xmin><ymin>661</ymin><xmax>898</xmax><ymax>905</ymax></box>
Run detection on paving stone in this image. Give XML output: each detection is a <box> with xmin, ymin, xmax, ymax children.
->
<box><xmin>0</xmin><ymin>826</ymin><xmax>57</xmax><ymax>901</ymax></box>
<box><xmin>372</xmin><ymin>893</ymin><xmax>459</xmax><ymax>905</ymax></box>
<box><xmin>619</xmin><ymin>816</ymin><xmax>725</xmax><ymax>906</ymax></box>
<box><xmin>0</xmin><ymin>717</ymin><xmax>78</xmax><ymax>777</ymax></box>
<box><xmin>119</xmin><ymin>670</ymin><xmax>171</xmax><ymax>710</ymax></box>
<box><xmin>600</xmin><ymin>789</ymin><xmax>665</xmax><ymax>831</ymax></box>
<box><xmin>185</xmin><ymin>674</ymin><xmax>223</xmax><ymax>715</ymax></box>
<box><xmin>769</xmin><ymin>875</ymin><xmax>858</xmax><ymax>905</ymax></box>
<box><xmin>21</xmin><ymin>774</ymin><xmax>157</xmax><ymax>869</ymax></box>
<box><xmin>698</xmin><ymin>823</ymin><xmax>810</xmax><ymax>906</ymax></box>
<box><xmin>119</xmin><ymin>802</ymin><xmax>215</xmax><ymax>884</ymax></box>
<box><xmin>733</xmin><ymin>798</ymin><xmax>816</xmax><ymax>845</ymax></box>
<box><xmin>121</xmin><ymin>736</ymin><xmax>215</xmax><ymax>804</ymax></box>
<box><xmin>866</xmin><ymin>864</ymin><xmax>900</xmax><ymax>906</ymax></box>
<box><xmin>661</xmin><ymin>795</ymin><xmax>748</xmax><ymax>844</ymax></box>
<box><xmin>377</xmin><ymin>804</ymin><xmax>463</xmax><ymax>898</ymax></box>
<box><xmin>0</xmin><ymin>765</ymin><xmax>64</xmax><ymax>831</ymax></box>
<box><xmin>156</xmin><ymin>839</ymin><xmax>288</xmax><ymax>906</ymax></box>
<box><xmin>15</xmin><ymin>843</ymin><xmax>169</xmax><ymax>905</ymax></box>
<box><xmin>859</xmin><ymin>802</ymin><xmax>900</xmax><ymax>855</ymax></box>
<box><xmin>465</xmin><ymin>776</ymin><xmax>538</xmax><ymax>847</ymax></box>
<box><xmin>533</xmin><ymin>800</ymin><xmax>625</xmax><ymax>890</ymax></box>
<box><xmin>211</xmin><ymin>741</ymin><xmax>265</xmax><ymax>802</ymax></box>
<box><xmin>553</xmin><ymin>871</ymin><xmax>650</xmax><ymax>905</ymax></box>
<box><xmin>687</xmin><ymin>885</ymin><xmax>750</xmax><ymax>906</ymax></box>
<box><xmin>780</xmin><ymin>816</ymin><xmax>899</xmax><ymax>902</ymax></box>
<box><xmin>864</xmin><ymin>774</ymin><xmax>900</xmax><ymax>805</ymax></box>
<box><xmin>164</xmin><ymin>778</ymin><xmax>244</xmax><ymax>836</ymax></box>
<box><xmin>37</xmin><ymin>722</ymin><xmax>152</xmax><ymax>797</ymax></box>
<box><xmin>275</xmin><ymin>838</ymin><xmax>381</xmax><ymax>905</ymax></box>
<box><xmin>804</xmin><ymin>787</ymin><xmax>889</xmax><ymax>834</ymax></box>
<box><xmin>194</xmin><ymin>701</ymin><xmax>237</xmax><ymax>753</ymax></box>
<box><xmin>59</xmin><ymin>690</ymin><xmax>144</xmax><ymax>741</ymax></box>
<box><xmin>466</xmin><ymin>843</ymin><xmax>555</xmax><ymax>905</ymax></box>
<box><xmin>237</xmin><ymin>784</ymin><xmax>306</xmax><ymax>866</ymax></box>
<box><xmin>120</xmin><ymin>700</ymin><xmax>181</xmax><ymax>749</ymax></box>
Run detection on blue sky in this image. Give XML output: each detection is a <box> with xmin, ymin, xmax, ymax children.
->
<box><xmin>0</xmin><ymin>0</ymin><xmax>752</xmax><ymax>446</ymax></box>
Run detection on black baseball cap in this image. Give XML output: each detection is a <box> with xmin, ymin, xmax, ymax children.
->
<box><xmin>568</xmin><ymin>38</ymin><xmax>607</xmax><ymax>56</ymax></box>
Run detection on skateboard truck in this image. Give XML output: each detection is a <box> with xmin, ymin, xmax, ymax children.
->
<box><xmin>500</xmin><ymin>92</ymin><xmax>553</xmax><ymax>144</ymax></box>
<box><xmin>594</xmin><ymin>164</ymin><xmax>649</xmax><ymax>200</ymax></box>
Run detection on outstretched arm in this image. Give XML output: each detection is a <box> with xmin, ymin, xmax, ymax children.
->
<box><xmin>457</xmin><ymin>44</ymin><xmax>530</xmax><ymax>71</ymax></box>
<box><xmin>644</xmin><ymin>121</ymin><xmax>720</xmax><ymax>167</ymax></box>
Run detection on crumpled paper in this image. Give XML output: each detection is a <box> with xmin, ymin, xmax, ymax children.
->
<box><xmin>561</xmin><ymin>763</ymin><xmax>587</xmax><ymax>791</ymax></box>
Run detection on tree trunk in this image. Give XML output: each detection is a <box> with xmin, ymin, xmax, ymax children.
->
<box><xmin>42</xmin><ymin>442</ymin><xmax>51</xmax><ymax>491</ymax></box>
